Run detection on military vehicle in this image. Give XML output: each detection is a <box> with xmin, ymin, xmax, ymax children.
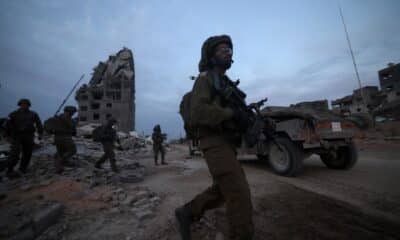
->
<box><xmin>253</xmin><ymin>104</ymin><xmax>358</xmax><ymax>177</ymax></box>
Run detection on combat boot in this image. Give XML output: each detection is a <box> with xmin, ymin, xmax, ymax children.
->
<box><xmin>63</xmin><ymin>161</ymin><xmax>76</xmax><ymax>167</ymax></box>
<box><xmin>6</xmin><ymin>170</ymin><xmax>21</xmax><ymax>179</ymax></box>
<box><xmin>94</xmin><ymin>161</ymin><xmax>103</xmax><ymax>169</ymax></box>
<box><xmin>175</xmin><ymin>204</ymin><xmax>193</xmax><ymax>240</ymax></box>
<box><xmin>110</xmin><ymin>161</ymin><xmax>119</xmax><ymax>173</ymax></box>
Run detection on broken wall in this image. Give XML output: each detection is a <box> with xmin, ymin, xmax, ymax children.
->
<box><xmin>75</xmin><ymin>48</ymin><xmax>135</xmax><ymax>132</ymax></box>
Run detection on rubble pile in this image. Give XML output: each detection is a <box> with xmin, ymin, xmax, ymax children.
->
<box><xmin>0</xmin><ymin>200</ymin><xmax>64</xmax><ymax>240</ymax></box>
<box><xmin>102</xmin><ymin>186</ymin><xmax>161</xmax><ymax>219</ymax></box>
<box><xmin>0</xmin><ymin>134</ymin><xmax>166</xmax><ymax>240</ymax></box>
<box><xmin>32</xmin><ymin>187</ymin><xmax>162</xmax><ymax>240</ymax></box>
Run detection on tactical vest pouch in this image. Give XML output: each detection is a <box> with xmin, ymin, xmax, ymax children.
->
<box><xmin>44</xmin><ymin>116</ymin><xmax>62</xmax><ymax>134</ymax></box>
<box><xmin>179</xmin><ymin>91</ymin><xmax>198</xmax><ymax>139</ymax></box>
<box><xmin>92</xmin><ymin>126</ymin><xmax>105</xmax><ymax>142</ymax></box>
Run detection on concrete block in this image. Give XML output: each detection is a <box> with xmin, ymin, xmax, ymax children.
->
<box><xmin>33</xmin><ymin>203</ymin><xmax>64</xmax><ymax>235</ymax></box>
<box><xmin>135</xmin><ymin>210</ymin><xmax>154</xmax><ymax>221</ymax></box>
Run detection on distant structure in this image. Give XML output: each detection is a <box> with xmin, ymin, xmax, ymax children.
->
<box><xmin>262</xmin><ymin>100</ymin><xmax>329</xmax><ymax>114</ymax></box>
<box><xmin>378</xmin><ymin>62</ymin><xmax>400</xmax><ymax>103</ymax></box>
<box><xmin>332</xmin><ymin>86</ymin><xmax>382</xmax><ymax>115</ymax></box>
<box><xmin>75</xmin><ymin>48</ymin><xmax>135</xmax><ymax>132</ymax></box>
<box><xmin>332</xmin><ymin>63</ymin><xmax>400</xmax><ymax>118</ymax></box>
<box><xmin>290</xmin><ymin>100</ymin><xmax>329</xmax><ymax>112</ymax></box>
<box><xmin>374</xmin><ymin>63</ymin><xmax>400</xmax><ymax>119</ymax></box>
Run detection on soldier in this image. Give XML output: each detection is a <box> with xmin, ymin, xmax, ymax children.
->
<box><xmin>53</xmin><ymin>106</ymin><xmax>77</xmax><ymax>174</ymax></box>
<box><xmin>152</xmin><ymin>124</ymin><xmax>167</xmax><ymax>165</ymax></box>
<box><xmin>6</xmin><ymin>99</ymin><xmax>43</xmax><ymax>178</ymax></box>
<box><xmin>175</xmin><ymin>35</ymin><xmax>254</xmax><ymax>240</ymax></box>
<box><xmin>94</xmin><ymin>117</ymin><xmax>121</xmax><ymax>173</ymax></box>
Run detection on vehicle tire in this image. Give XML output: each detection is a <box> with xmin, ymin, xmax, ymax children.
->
<box><xmin>320</xmin><ymin>142</ymin><xmax>358</xmax><ymax>170</ymax></box>
<box><xmin>256</xmin><ymin>154</ymin><xmax>268</xmax><ymax>161</ymax></box>
<box><xmin>268</xmin><ymin>137</ymin><xmax>304</xmax><ymax>177</ymax></box>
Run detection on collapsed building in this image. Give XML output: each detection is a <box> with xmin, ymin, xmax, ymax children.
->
<box><xmin>379</xmin><ymin>62</ymin><xmax>400</xmax><ymax>102</ymax></box>
<box><xmin>331</xmin><ymin>63</ymin><xmax>400</xmax><ymax>119</ymax></box>
<box><xmin>374</xmin><ymin>63</ymin><xmax>400</xmax><ymax>120</ymax></box>
<box><xmin>75</xmin><ymin>48</ymin><xmax>135</xmax><ymax>132</ymax></box>
<box><xmin>331</xmin><ymin>86</ymin><xmax>382</xmax><ymax>114</ymax></box>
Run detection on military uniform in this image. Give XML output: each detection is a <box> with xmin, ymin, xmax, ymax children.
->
<box><xmin>95</xmin><ymin>119</ymin><xmax>120</xmax><ymax>172</ymax></box>
<box><xmin>53</xmin><ymin>107</ymin><xmax>77</xmax><ymax>173</ymax></box>
<box><xmin>175</xmin><ymin>35</ymin><xmax>254</xmax><ymax>240</ymax></box>
<box><xmin>7</xmin><ymin>99</ymin><xmax>43</xmax><ymax>175</ymax></box>
<box><xmin>152</xmin><ymin>125</ymin><xmax>166</xmax><ymax>165</ymax></box>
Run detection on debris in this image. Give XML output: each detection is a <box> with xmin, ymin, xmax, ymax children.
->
<box><xmin>134</xmin><ymin>209</ymin><xmax>154</xmax><ymax>221</ymax></box>
<box><xmin>33</xmin><ymin>203</ymin><xmax>64</xmax><ymax>235</ymax></box>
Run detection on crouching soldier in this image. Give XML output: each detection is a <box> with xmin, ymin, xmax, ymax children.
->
<box><xmin>53</xmin><ymin>106</ymin><xmax>78</xmax><ymax>174</ymax></box>
<box><xmin>152</xmin><ymin>124</ymin><xmax>167</xmax><ymax>165</ymax></box>
<box><xmin>6</xmin><ymin>98</ymin><xmax>43</xmax><ymax>178</ymax></box>
<box><xmin>95</xmin><ymin>118</ymin><xmax>121</xmax><ymax>173</ymax></box>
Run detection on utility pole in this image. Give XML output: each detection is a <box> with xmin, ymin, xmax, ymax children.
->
<box><xmin>338</xmin><ymin>1</ymin><xmax>368</xmax><ymax>111</ymax></box>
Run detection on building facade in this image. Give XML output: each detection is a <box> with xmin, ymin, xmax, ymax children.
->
<box><xmin>378</xmin><ymin>62</ymin><xmax>400</xmax><ymax>103</ymax></box>
<box><xmin>75</xmin><ymin>48</ymin><xmax>135</xmax><ymax>132</ymax></box>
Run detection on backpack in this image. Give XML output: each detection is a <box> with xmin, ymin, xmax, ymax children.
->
<box><xmin>179</xmin><ymin>72</ymin><xmax>220</xmax><ymax>139</ymax></box>
<box><xmin>179</xmin><ymin>91</ymin><xmax>196</xmax><ymax>139</ymax></box>
<box><xmin>92</xmin><ymin>125</ymin><xmax>105</xmax><ymax>142</ymax></box>
<box><xmin>44</xmin><ymin>116</ymin><xmax>62</xmax><ymax>134</ymax></box>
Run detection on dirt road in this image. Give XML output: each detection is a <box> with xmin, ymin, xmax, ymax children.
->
<box><xmin>2</xmin><ymin>141</ymin><xmax>400</xmax><ymax>240</ymax></box>
<box><xmin>136</xmin><ymin>143</ymin><xmax>400</xmax><ymax>240</ymax></box>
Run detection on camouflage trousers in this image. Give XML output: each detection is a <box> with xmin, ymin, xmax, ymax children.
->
<box><xmin>189</xmin><ymin>136</ymin><xmax>254</xmax><ymax>240</ymax></box>
<box><xmin>54</xmin><ymin>136</ymin><xmax>77</xmax><ymax>171</ymax></box>
<box><xmin>8</xmin><ymin>134</ymin><xmax>34</xmax><ymax>173</ymax></box>
<box><xmin>153</xmin><ymin>143</ymin><xmax>165</xmax><ymax>163</ymax></box>
<box><xmin>98</xmin><ymin>142</ymin><xmax>116</xmax><ymax>164</ymax></box>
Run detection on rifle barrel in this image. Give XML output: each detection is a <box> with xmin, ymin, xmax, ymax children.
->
<box><xmin>54</xmin><ymin>74</ymin><xmax>85</xmax><ymax>116</ymax></box>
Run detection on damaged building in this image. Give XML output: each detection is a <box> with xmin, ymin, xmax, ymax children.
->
<box><xmin>75</xmin><ymin>48</ymin><xmax>135</xmax><ymax>132</ymax></box>
<box><xmin>378</xmin><ymin>62</ymin><xmax>400</xmax><ymax>103</ymax></box>
<box><xmin>331</xmin><ymin>62</ymin><xmax>400</xmax><ymax>120</ymax></box>
<box><xmin>331</xmin><ymin>86</ymin><xmax>382</xmax><ymax>115</ymax></box>
<box><xmin>374</xmin><ymin>62</ymin><xmax>400</xmax><ymax>119</ymax></box>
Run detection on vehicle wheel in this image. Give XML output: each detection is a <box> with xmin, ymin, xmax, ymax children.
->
<box><xmin>320</xmin><ymin>142</ymin><xmax>357</xmax><ymax>170</ymax></box>
<box><xmin>257</xmin><ymin>154</ymin><xmax>268</xmax><ymax>161</ymax></box>
<box><xmin>268</xmin><ymin>137</ymin><xmax>304</xmax><ymax>177</ymax></box>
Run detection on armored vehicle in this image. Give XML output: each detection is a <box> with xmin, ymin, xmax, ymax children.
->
<box><xmin>255</xmin><ymin>105</ymin><xmax>358</xmax><ymax>176</ymax></box>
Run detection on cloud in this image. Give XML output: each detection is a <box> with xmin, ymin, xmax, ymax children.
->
<box><xmin>1</xmin><ymin>0</ymin><xmax>399</xmax><ymax>139</ymax></box>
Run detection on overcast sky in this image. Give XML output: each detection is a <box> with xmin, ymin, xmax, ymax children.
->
<box><xmin>0</xmin><ymin>0</ymin><xmax>399</xmax><ymax>138</ymax></box>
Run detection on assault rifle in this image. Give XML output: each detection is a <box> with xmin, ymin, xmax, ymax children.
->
<box><xmin>216</xmin><ymin>77</ymin><xmax>273</xmax><ymax>147</ymax></box>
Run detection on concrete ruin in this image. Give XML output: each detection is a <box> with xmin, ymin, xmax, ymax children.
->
<box><xmin>75</xmin><ymin>47</ymin><xmax>135</xmax><ymax>132</ymax></box>
<box><xmin>331</xmin><ymin>86</ymin><xmax>382</xmax><ymax>114</ymax></box>
<box><xmin>332</xmin><ymin>62</ymin><xmax>400</xmax><ymax>117</ymax></box>
<box><xmin>290</xmin><ymin>100</ymin><xmax>329</xmax><ymax>112</ymax></box>
<box><xmin>379</xmin><ymin>62</ymin><xmax>400</xmax><ymax>103</ymax></box>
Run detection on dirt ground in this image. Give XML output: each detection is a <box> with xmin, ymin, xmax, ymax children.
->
<box><xmin>1</xmin><ymin>141</ymin><xmax>400</xmax><ymax>240</ymax></box>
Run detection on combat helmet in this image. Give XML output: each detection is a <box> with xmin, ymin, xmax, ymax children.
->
<box><xmin>106</xmin><ymin>117</ymin><xmax>118</xmax><ymax>125</ymax></box>
<box><xmin>198</xmin><ymin>35</ymin><xmax>233</xmax><ymax>72</ymax></box>
<box><xmin>153</xmin><ymin>124</ymin><xmax>161</xmax><ymax>132</ymax></box>
<box><xmin>17</xmin><ymin>98</ymin><xmax>31</xmax><ymax>107</ymax></box>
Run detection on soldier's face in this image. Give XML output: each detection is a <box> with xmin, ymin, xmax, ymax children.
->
<box><xmin>212</xmin><ymin>43</ymin><xmax>233</xmax><ymax>70</ymax></box>
<box><xmin>214</xmin><ymin>43</ymin><xmax>233</xmax><ymax>62</ymax></box>
<box><xmin>65</xmin><ymin>112</ymin><xmax>75</xmax><ymax>118</ymax></box>
<box><xmin>19</xmin><ymin>103</ymin><xmax>29</xmax><ymax>110</ymax></box>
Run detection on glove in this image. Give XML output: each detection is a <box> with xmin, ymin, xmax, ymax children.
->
<box><xmin>264</xmin><ymin>118</ymin><xmax>276</xmax><ymax>136</ymax></box>
<box><xmin>233</xmin><ymin>109</ymin><xmax>251</xmax><ymax>132</ymax></box>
